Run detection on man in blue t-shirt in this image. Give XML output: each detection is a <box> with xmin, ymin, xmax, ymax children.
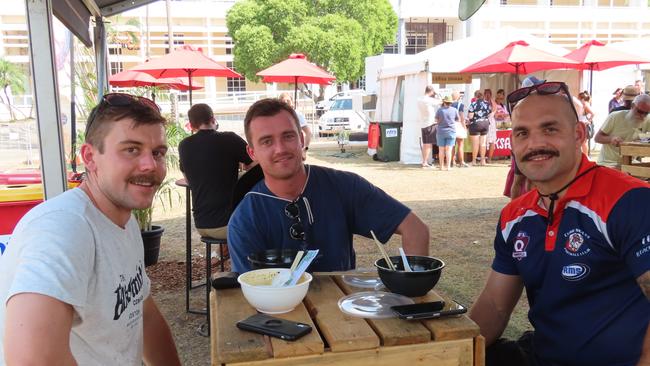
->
<box><xmin>227</xmin><ymin>98</ymin><xmax>430</xmax><ymax>273</ymax></box>
<box><xmin>469</xmin><ymin>81</ymin><xmax>650</xmax><ymax>366</ymax></box>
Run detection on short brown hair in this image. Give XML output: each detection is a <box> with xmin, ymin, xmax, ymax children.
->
<box><xmin>187</xmin><ymin>103</ymin><xmax>214</xmax><ymax>130</ymax></box>
<box><xmin>85</xmin><ymin>95</ymin><xmax>166</xmax><ymax>153</ymax></box>
<box><xmin>244</xmin><ymin>98</ymin><xmax>300</xmax><ymax>146</ymax></box>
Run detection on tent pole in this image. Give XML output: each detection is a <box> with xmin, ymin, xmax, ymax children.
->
<box><xmin>188</xmin><ymin>70</ymin><xmax>193</xmax><ymax>106</ymax></box>
<box><xmin>589</xmin><ymin>65</ymin><xmax>594</xmax><ymax>96</ymax></box>
<box><xmin>294</xmin><ymin>76</ymin><xmax>298</xmax><ymax>106</ymax></box>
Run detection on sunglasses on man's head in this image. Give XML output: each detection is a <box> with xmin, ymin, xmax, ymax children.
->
<box><xmin>507</xmin><ymin>82</ymin><xmax>579</xmax><ymax>121</ymax></box>
<box><xmin>284</xmin><ymin>200</ymin><xmax>306</xmax><ymax>241</ymax></box>
<box><xmin>85</xmin><ymin>93</ymin><xmax>160</xmax><ymax>135</ymax></box>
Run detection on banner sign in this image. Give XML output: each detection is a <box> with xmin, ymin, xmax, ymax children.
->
<box><xmin>431</xmin><ymin>73</ymin><xmax>472</xmax><ymax>84</ymax></box>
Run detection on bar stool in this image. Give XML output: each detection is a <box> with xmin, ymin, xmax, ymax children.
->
<box><xmin>198</xmin><ymin>235</ymin><xmax>228</xmax><ymax>336</ymax></box>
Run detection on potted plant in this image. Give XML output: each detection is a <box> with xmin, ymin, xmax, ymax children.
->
<box><xmin>133</xmin><ymin>119</ymin><xmax>188</xmax><ymax>266</ymax></box>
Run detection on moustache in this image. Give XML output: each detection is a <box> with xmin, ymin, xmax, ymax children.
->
<box><xmin>128</xmin><ymin>174</ymin><xmax>163</xmax><ymax>187</ymax></box>
<box><xmin>521</xmin><ymin>149</ymin><xmax>559</xmax><ymax>162</ymax></box>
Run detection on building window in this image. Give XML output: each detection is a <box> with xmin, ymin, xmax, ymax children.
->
<box><xmin>383</xmin><ymin>44</ymin><xmax>398</xmax><ymax>54</ymax></box>
<box><xmin>110</xmin><ymin>61</ymin><xmax>123</xmax><ymax>75</ymax></box>
<box><xmin>226</xmin><ymin>62</ymin><xmax>246</xmax><ymax>95</ymax></box>
<box><xmin>108</xmin><ymin>47</ymin><xmax>122</xmax><ymax>55</ymax></box>
<box><xmin>405</xmin><ymin>21</ymin><xmax>447</xmax><ymax>54</ymax></box>
<box><xmin>357</xmin><ymin>76</ymin><xmax>366</xmax><ymax>90</ymax></box>
<box><xmin>164</xmin><ymin>33</ymin><xmax>185</xmax><ymax>46</ymax></box>
<box><xmin>446</xmin><ymin>25</ymin><xmax>454</xmax><ymax>42</ymax></box>
<box><xmin>226</xmin><ymin>38</ymin><xmax>233</xmax><ymax>55</ymax></box>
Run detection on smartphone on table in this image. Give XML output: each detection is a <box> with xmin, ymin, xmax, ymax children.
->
<box><xmin>391</xmin><ymin>300</ymin><xmax>467</xmax><ymax>320</ymax></box>
<box><xmin>236</xmin><ymin>313</ymin><xmax>312</xmax><ymax>341</ymax></box>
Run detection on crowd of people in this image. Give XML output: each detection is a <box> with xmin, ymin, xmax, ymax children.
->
<box><xmin>0</xmin><ymin>76</ymin><xmax>649</xmax><ymax>365</ymax></box>
<box><xmin>416</xmin><ymin>84</ymin><xmax>514</xmax><ymax>169</ymax></box>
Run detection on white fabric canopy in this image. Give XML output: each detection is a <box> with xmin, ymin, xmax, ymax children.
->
<box><xmin>609</xmin><ymin>38</ymin><xmax>650</xmax><ymax>70</ymax></box>
<box><xmin>379</xmin><ymin>28</ymin><xmax>572</xmax><ymax>79</ymax></box>
<box><xmin>400</xmin><ymin>74</ymin><xmax>429</xmax><ymax>164</ymax></box>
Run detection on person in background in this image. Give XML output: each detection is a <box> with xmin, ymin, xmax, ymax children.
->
<box><xmin>451</xmin><ymin>90</ymin><xmax>469</xmax><ymax>168</ymax></box>
<box><xmin>227</xmin><ymin>98</ymin><xmax>430</xmax><ymax>273</ymax></box>
<box><xmin>609</xmin><ymin>87</ymin><xmax>623</xmax><ymax>113</ymax></box>
<box><xmin>0</xmin><ymin>93</ymin><xmax>180</xmax><ymax>365</ymax></box>
<box><xmin>636</xmin><ymin>79</ymin><xmax>646</xmax><ymax>94</ymax></box>
<box><xmin>467</xmin><ymin>90</ymin><xmax>492</xmax><ymax>166</ymax></box>
<box><xmin>484</xmin><ymin>89</ymin><xmax>498</xmax><ymax>164</ymax></box>
<box><xmin>279</xmin><ymin>92</ymin><xmax>312</xmax><ymax>153</ymax></box>
<box><xmin>577</xmin><ymin>91</ymin><xmax>595</xmax><ymax>156</ymax></box>
<box><xmin>489</xmin><ymin>89</ymin><xmax>509</xmax><ymax>163</ymax></box>
<box><xmin>470</xmin><ymin>80</ymin><xmax>650</xmax><ymax>366</ymax></box>
<box><xmin>611</xmin><ymin>85</ymin><xmax>639</xmax><ymax>113</ymax></box>
<box><xmin>417</xmin><ymin>85</ymin><xmax>441</xmax><ymax>168</ymax></box>
<box><xmin>435</xmin><ymin>95</ymin><xmax>459</xmax><ymax>171</ymax></box>
<box><xmin>179</xmin><ymin>103</ymin><xmax>255</xmax><ymax>240</ymax></box>
<box><xmin>595</xmin><ymin>93</ymin><xmax>650</xmax><ymax>167</ymax></box>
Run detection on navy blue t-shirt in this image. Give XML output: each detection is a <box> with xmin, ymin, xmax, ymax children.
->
<box><xmin>493</xmin><ymin>158</ymin><xmax>650</xmax><ymax>366</ymax></box>
<box><xmin>227</xmin><ymin>165</ymin><xmax>411</xmax><ymax>273</ymax></box>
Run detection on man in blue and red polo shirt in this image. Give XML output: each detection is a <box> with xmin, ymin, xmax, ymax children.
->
<box><xmin>469</xmin><ymin>80</ymin><xmax>650</xmax><ymax>366</ymax></box>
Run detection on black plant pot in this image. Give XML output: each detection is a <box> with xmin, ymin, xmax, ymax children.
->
<box><xmin>141</xmin><ymin>225</ymin><xmax>164</xmax><ymax>267</ymax></box>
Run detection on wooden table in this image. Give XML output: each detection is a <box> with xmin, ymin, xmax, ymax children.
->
<box><xmin>211</xmin><ymin>275</ymin><xmax>484</xmax><ymax>366</ymax></box>
<box><xmin>620</xmin><ymin>141</ymin><xmax>650</xmax><ymax>178</ymax></box>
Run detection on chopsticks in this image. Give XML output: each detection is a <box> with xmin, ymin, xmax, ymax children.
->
<box><xmin>370</xmin><ymin>230</ymin><xmax>396</xmax><ymax>271</ymax></box>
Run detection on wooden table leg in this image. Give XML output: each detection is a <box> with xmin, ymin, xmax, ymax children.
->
<box><xmin>474</xmin><ymin>335</ymin><xmax>485</xmax><ymax>366</ymax></box>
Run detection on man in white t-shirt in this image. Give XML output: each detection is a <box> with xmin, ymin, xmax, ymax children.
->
<box><xmin>417</xmin><ymin>85</ymin><xmax>441</xmax><ymax>167</ymax></box>
<box><xmin>0</xmin><ymin>93</ymin><xmax>180</xmax><ymax>365</ymax></box>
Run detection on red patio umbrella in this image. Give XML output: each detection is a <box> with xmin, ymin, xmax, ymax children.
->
<box><xmin>257</xmin><ymin>53</ymin><xmax>336</xmax><ymax>103</ymax></box>
<box><xmin>564</xmin><ymin>40</ymin><xmax>650</xmax><ymax>94</ymax></box>
<box><xmin>130</xmin><ymin>45</ymin><xmax>241</xmax><ymax>105</ymax></box>
<box><xmin>460</xmin><ymin>40</ymin><xmax>579</xmax><ymax>83</ymax></box>
<box><xmin>109</xmin><ymin>70</ymin><xmax>204</xmax><ymax>91</ymax></box>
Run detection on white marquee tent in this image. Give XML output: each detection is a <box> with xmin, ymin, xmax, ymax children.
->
<box><xmin>373</xmin><ymin>28</ymin><xmax>580</xmax><ymax>164</ymax></box>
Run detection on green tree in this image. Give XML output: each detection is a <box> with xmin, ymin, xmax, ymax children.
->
<box><xmin>0</xmin><ymin>57</ymin><xmax>27</xmax><ymax>121</ymax></box>
<box><xmin>226</xmin><ymin>0</ymin><xmax>396</xmax><ymax>84</ymax></box>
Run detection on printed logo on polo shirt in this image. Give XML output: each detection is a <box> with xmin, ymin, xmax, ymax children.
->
<box><xmin>636</xmin><ymin>234</ymin><xmax>650</xmax><ymax>258</ymax></box>
<box><xmin>512</xmin><ymin>231</ymin><xmax>530</xmax><ymax>261</ymax></box>
<box><xmin>561</xmin><ymin>263</ymin><xmax>590</xmax><ymax>281</ymax></box>
<box><xmin>563</xmin><ymin>229</ymin><xmax>591</xmax><ymax>257</ymax></box>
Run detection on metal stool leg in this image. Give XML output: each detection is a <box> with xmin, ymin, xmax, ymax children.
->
<box><xmin>219</xmin><ymin>243</ymin><xmax>225</xmax><ymax>272</ymax></box>
<box><xmin>205</xmin><ymin>240</ymin><xmax>212</xmax><ymax>336</ymax></box>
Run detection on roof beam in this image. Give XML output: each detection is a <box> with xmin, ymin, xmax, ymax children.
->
<box><xmin>100</xmin><ymin>0</ymin><xmax>158</xmax><ymax>17</ymax></box>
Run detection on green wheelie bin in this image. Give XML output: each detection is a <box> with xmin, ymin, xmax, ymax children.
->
<box><xmin>376</xmin><ymin>122</ymin><xmax>402</xmax><ymax>162</ymax></box>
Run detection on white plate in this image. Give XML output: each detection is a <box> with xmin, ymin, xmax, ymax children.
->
<box><xmin>338</xmin><ymin>291</ymin><xmax>414</xmax><ymax>319</ymax></box>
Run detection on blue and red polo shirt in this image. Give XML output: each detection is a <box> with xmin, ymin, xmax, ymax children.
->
<box><xmin>493</xmin><ymin>155</ymin><xmax>650</xmax><ymax>366</ymax></box>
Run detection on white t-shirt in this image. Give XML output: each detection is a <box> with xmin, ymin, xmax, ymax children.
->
<box><xmin>0</xmin><ymin>188</ymin><xmax>151</xmax><ymax>365</ymax></box>
<box><xmin>297</xmin><ymin>110</ymin><xmax>307</xmax><ymax>127</ymax></box>
<box><xmin>417</xmin><ymin>95</ymin><xmax>440</xmax><ymax>129</ymax></box>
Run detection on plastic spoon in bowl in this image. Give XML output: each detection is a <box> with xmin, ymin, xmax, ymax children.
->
<box><xmin>370</xmin><ymin>230</ymin><xmax>396</xmax><ymax>271</ymax></box>
<box><xmin>271</xmin><ymin>250</ymin><xmax>304</xmax><ymax>287</ymax></box>
<box><xmin>398</xmin><ymin>247</ymin><xmax>413</xmax><ymax>272</ymax></box>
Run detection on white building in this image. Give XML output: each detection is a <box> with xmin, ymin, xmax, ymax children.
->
<box><xmin>1</xmin><ymin>0</ymin><xmax>650</xmax><ymax>117</ymax></box>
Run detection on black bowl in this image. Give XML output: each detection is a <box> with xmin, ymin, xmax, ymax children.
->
<box><xmin>374</xmin><ymin>256</ymin><xmax>445</xmax><ymax>297</ymax></box>
<box><xmin>247</xmin><ymin>249</ymin><xmax>299</xmax><ymax>269</ymax></box>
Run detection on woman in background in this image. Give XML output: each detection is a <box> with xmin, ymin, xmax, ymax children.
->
<box><xmin>578</xmin><ymin>91</ymin><xmax>595</xmax><ymax>155</ymax></box>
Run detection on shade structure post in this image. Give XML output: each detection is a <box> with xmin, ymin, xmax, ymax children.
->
<box><xmin>294</xmin><ymin>76</ymin><xmax>299</xmax><ymax>105</ymax></box>
<box><xmin>188</xmin><ymin>70</ymin><xmax>194</xmax><ymax>106</ymax></box>
<box><xmin>589</xmin><ymin>65</ymin><xmax>594</xmax><ymax>96</ymax></box>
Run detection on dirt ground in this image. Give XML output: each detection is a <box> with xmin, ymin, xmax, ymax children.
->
<box><xmin>147</xmin><ymin>143</ymin><xmax>532</xmax><ymax>366</ymax></box>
